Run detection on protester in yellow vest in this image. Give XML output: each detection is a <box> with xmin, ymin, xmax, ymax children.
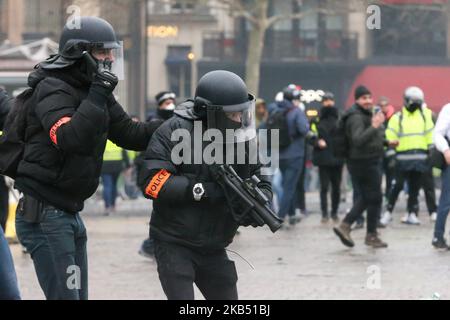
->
<box><xmin>101</xmin><ymin>140</ymin><xmax>129</xmax><ymax>216</ymax></box>
<box><xmin>381</xmin><ymin>87</ymin><xmax>434</xmax><ymax>226</ymax></box>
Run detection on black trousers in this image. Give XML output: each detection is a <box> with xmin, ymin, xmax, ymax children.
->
<box><xmin>154</xmin><ymin>240</ymin><xmax>238</xmax><ymax>300</ymax></box>
<box><xmin>386</xmin><ymin>168</ymin><xmax>422</xmax><ymax>215</ymax></box>
<box><xmin>422</xmin><ymin>169</ymin><xmax>437</xmax><ymax>215</ymax></box>
<box><xmin>318</xmin><ymin>165</ymin><xmax>343</xmax><ymax>218</ymax></box>
<box><xmin>383</xmin><ymin>157</ymin><xmax>395</xmax><ymax>198</ymax></box>
<box><xmin>344</xmin><ymin>159</ymin><xmax>383</xmax><ymax>234</ymax></box>
<box><xmin>0</xmin><ymin>176</ymin><xmax>9</xmax><ymax>232</ymax></box>
<box><xmin>296</xmin><ymin>158</ymin><xmax>306</xmax><ymax>212</ymax></box>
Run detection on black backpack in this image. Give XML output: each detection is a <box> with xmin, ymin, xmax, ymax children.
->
<box><xmin>331</xmin><ymin>109</ymin><xmax>355</xmax><ymax>159</ymax></box>
<box><xmin>266</xmin><ymin>106</ymin><xmax>296</xmax><ymax>150</ymax></box>
<box><xmin>0</xmin><ymin>88</ymin><xmax>34</xmax><ymax>179</ymax></box>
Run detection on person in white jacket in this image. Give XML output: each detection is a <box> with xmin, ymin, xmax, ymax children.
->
<box><xmin>432</xmin><ymin>103</ymin><xmax>450</xmax><ymax>249</ymax></box>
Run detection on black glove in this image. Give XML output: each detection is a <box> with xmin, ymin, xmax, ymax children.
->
<box><xmin>239</xmin><ymin>212</ymin><xmax>265</xmax><ymax>228</ymax></box>
<box><xmin>88</xmin><ymin>70</ymin><xmax>119</xmax><ymax>107</ymax></box>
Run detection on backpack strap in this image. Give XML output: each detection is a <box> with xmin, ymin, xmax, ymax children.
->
<box><xmin>398</xmin><ymin>110</ymin><xmax>403</xmax><ymax>137</ymax></box>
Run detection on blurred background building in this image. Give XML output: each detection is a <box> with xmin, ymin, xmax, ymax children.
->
<box><xmin>1</xmin><ymin>0</ymin><xmax>450</xmax><ymax>116</ymax></box>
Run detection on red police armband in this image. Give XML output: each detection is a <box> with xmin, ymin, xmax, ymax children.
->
<box><xmin>145</xmin><ymin>169</ymin><xmax>172</xmax><ymax>199</ymax></box>
<box><xmin>49</xmin><ymin>117</ymin><xmax>72</xmax><ymax>145</ymax></box>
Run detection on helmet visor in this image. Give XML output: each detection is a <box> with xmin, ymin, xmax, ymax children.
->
<box><xmin>109</xmin><ymin>41</ymin><xmax>124</xmax><ymax>81</ymax></box>
<box><xmin>206</xmin><ymin>94</ymin><xmax>256</xmax><ymax>144</ymax></box>
<box><xmin>92</xmin><ymin>41</ymin><xmax>125</xmax><ymax>80</ymax></box>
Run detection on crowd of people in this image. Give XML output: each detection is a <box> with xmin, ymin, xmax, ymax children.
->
<box><xmin>257</xmin><ymin>82</ymin><xmax>450</xmax><ymax>250</ymax></box>
<box><xmin>1</xmin><ymin>15</ymin><xmax>450</xmax><ymax>301</ymax></box>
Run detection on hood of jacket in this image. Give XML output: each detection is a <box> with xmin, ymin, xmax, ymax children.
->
<box><xmin>28</xmin><ymin>62</ymin><xmax>92</xmax><ymax>90</ymax></box>
<box><xmin>174</xmin><ymin>100</ymin><xmax>204</xmax><ymax>121</ymax></box>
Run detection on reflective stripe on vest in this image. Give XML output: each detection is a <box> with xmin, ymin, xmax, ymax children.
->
<box><xmin>127</xmin><ymin>150</ymin><xmax>137</xmax><ymax>161</ymax></box>
<box><xmin>396</xmin><ymin>153</ymin><xmax>428</xmax><ymax>161</ymax></box>
<box><xmin>103</xmin><ymin>140</ymin><xmax>123</xmax><ymax>162</ymax></box>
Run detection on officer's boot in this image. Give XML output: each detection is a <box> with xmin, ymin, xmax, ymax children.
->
<box><xmin>365</xmin><ymin>233</ymin><xmax>388</xmax><ymax>248</ymax></box>
<box><xmin>333</xmin><ymin>222</ymin><xmax>354</xmax><ymax>248</ymax></box>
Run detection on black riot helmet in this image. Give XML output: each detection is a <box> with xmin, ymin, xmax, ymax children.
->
<box><xmin>59</xmin><ymin>16</ymin><xmax>120</xmax><ymax>57</ymax></box>
<box><xmin>194</xmin><ymin>70</ymin><xmax>256</xmax><ymax>144</ymax></box>
<box><xmin>40</xmin><ymin>16</ymin><xmax>123</xmax><ymax>77</ymax></box>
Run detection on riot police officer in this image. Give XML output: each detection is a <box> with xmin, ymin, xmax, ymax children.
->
<box><xmin>138</xmin><ymin>70</ymin><xmax>272</xmax><ymax>300</ymax></box>
<box><xmin>14</xmin><ymin>16</ymin><xmax>162</xmax><ymax>300</ymax></box>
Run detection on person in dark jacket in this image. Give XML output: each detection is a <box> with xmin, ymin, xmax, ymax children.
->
<box><xmin>14</xmin><ymin>17</ymin><xmax>162</xmax><ymax>300</ymax></box>
<box><xmin>269</xmin><ymin>85</ymin><xmax>309</xmax><ymax>227</ymax></box>
<box><xmin>0</xmin><ymin>87</ymin><xmax>11</xmax><ymax>232</ymax></box>
<box><xmin>0</xmin><ymin>87</ymin><xmax>20</xmax><ymax>300</ymax></box>
<box><xmin>0</xmin><ymin>86</ymin><xmax>11</xmax><ymax>129</ymax></box>
<box><xmin>310</xmin><ymin>92</ymin><xmax>344</xmax><ymax>223</ymax></box>
<box><xmin>139</xmin><ymin>91</ymin><xmax>177</xmax><ymax>259</ymax></box>
<box><xmin>333</xmin><ymin>86</ymin><xmax>388</xmax><ymax>248</ymax></box>
<box><xmin>138</xmin><ymin>70</ymin><xmax>272</xmax><ymax>300</ymax></box>
<box><xmin>147</xmin><ymin>91</ymin><xmax>177</xmax><ymax>122</ymax></box>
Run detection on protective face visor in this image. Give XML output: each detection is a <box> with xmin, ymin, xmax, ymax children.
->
<box><xmin>93</xmin><ymin>41</ymin><xmax>125</xmax><ymax>80</ymax></box>
<box><xmin>206</xmin><ymin>94</ymin><xmax>257</xmax><ymax>144</ymax></box>
<box><xmin>44</xmin><ymin>40</ymin><xmax>125</xmax><ymax>80</ymax></box>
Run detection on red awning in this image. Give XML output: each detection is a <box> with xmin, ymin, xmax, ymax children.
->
<box><xmin>346</xmin><ymin>66</ymin><xmax>450</xmax><ymax>112</ymax></box>
<box><xmin>380</xmin><ymin>0</ymin><xmax>446</xmax><ymax>4</ymax></box>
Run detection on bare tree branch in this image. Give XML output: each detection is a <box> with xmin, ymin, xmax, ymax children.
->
<box><xmin>220</xmin><ymin>0</ymin><xmax>258</xmax><ymax>26</ymax></box>
<box><xmin>266</xmin><ymin>6</ymin><xmax>350</xmax><ymax>28</ymax></box>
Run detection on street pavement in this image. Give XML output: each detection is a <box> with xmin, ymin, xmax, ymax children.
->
<box><xmin>10</xmin><ymin>191</ymin><xmax>450</xmax><ymax>300</ymax></box>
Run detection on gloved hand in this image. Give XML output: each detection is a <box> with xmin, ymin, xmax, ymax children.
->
<box><xmin>88</xmin><ymin>70</ymin><xmax>118</xmax><ymax>107</ymax></box>
<box><xmin>239</xmin><ymin>212</ymin><xmax>265</xmax><ymax>228</ymax></box>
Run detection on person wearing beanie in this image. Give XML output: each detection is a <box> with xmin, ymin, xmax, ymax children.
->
<box><xmin>147</xmin><ymin>91</ymin><xmax>177</xmax><ymax>122</ymax></box>
<box><xmin>354</xmin><ymin>85</ymin><xmax>371</xmax><ymax>100</ymax></box>
<box><xmin>333</xmin><ymin>85</ymin><xmax>388</xmax><ymax>249</ymax></box>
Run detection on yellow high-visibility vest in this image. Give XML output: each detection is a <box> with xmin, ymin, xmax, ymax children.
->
<box><xmin>386</xmin><ymin>106</ymin><xmax>434</xmax><ymax>155</ymax></box>
<box><xmin>103</xmin><ymin>140</ymin><xmax>124</xmax><ymax>162</ymax></box>
<box><xmin>127</xmin><ymin>150</ymin><xmax>137</xmax><ymax>162</ymax></box>
<box><xmin>310</xmin><ymin>122</ymin><xmax>318</xmax><ymax>134</ymax></box>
